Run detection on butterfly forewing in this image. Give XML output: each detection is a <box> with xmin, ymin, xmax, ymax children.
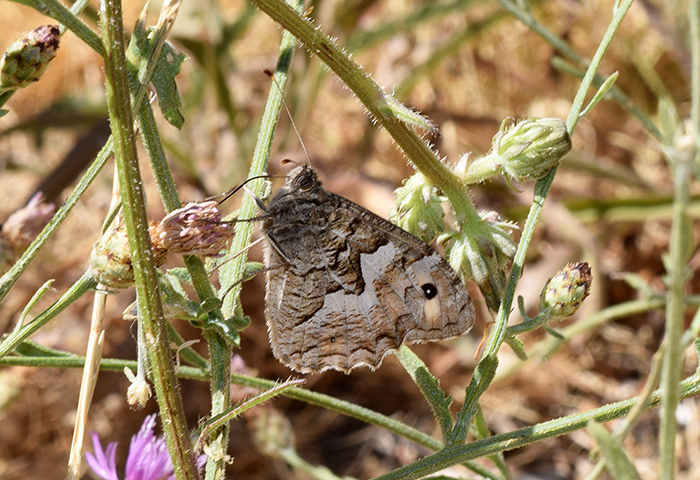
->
<box><xmin>262</xmin><ymin>165</ymin><xmax>474</xmax><ymax>373</ymax></box>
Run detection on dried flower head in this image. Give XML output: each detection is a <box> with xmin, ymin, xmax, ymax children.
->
<box><xmin>0</xmin><ymin>25</ymin><xmax>60</xmax><ymax>92</ymax></box>
<box><xmin>539</xmin><ymin>262</ymin><xmax>592</xmax><ymax>321</ymax></box>
<box><xmin>125</xmin><ymin>367</ymin><xmax>152</xmax><ymax>410</ymax></box>
<box><xmin>1</xmin><ymin>193</ymin><xmax>55</xmax><ymax>249</ymax></box>
<box><xmin>0</xmin><ymin>194</ymin><xmax>55</xmax><ymax>272</ymax></box>
<box><xmin>389</xmin><ymin>172</ymin><xmax>445</xmax><ymax>244</ymax></box>
<box><xmin>89</xmin><ymin>222</ymin><xmax>167</xmax><ymax>290</ymax></box>
<box><xmin>155</xmin><ymin>201</ymin><xmax>234</xmax><ymax>257</ymax></box>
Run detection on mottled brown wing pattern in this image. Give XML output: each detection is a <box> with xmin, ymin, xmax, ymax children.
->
<box><xmin>262</xmin><ymin>165</ymin><xmax>474</xmax><ymax>374</ymax></box>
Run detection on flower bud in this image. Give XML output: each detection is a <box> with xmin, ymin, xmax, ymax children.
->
<box><xmin>389</xmin><ymin>172</ymin><xmax>445</xmax><ymax>244</ymax></box>
<box><xmin>0</xmin><ymin>25</ymin><xmax>60</xmax><ymax>92</ymax></box>
<box><xmin>539</xmin><ymin>262</ymin><xmax>592</xmax><ymax>321</ymax></box>
<box><xmin>89</xmin><ymin>222</ymin><xmax>167</xmax><ymax>290</ymax></box>
<box><xmin>494</xmin><ymin>117</ymin><xmax>571</xmax><ymax>181</ymax></box>
<box><xmin>155</xmin><ymin>201</ymin><xmax>234</xmax><ymax>257</ymax></box>
<box><xmin>440</xmin><ymin>211</ymin><xmax>516</xmax><ymax>311</ymax></box>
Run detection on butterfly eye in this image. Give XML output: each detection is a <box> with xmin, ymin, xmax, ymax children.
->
<box><xmin>297</xmin><ymin>174</ymin><xmax>314</xmax><ymax>190</ymax></box>
<box><xmin>421</xmin><ymin>283</ymin><xmax>438</xmax><ymax>299</ymax></box>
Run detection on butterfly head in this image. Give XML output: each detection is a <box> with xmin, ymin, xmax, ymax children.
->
<box><xmin>285</xmin><ymin>165</ymin><xmax>322</xmax><ymax>194</ymax></box>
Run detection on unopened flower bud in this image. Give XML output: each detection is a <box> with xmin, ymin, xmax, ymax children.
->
<box><xmin>155</xmin><ymin>201</ymin><xmax>234</xmax><ymax>257</ymax></box>
<box><xmin>539</xmin><ymin>262</ymin><xmax>592</xmax><ymax>321</ymax></box>
<box><xmin>89</xmin><ymin>222</ymin><xmax>167</xmax><ymax>290</ymax></box>
<box><xmin>440</xmin><ymin>211</ymin><xmax>516</xmax><ymax>311</ymax></box>
<box><xmin>0</xmin><ymin>25</ymin><xmax>60</xmax><ymax>92</ymax></box>
<box><xmin>389</xmin><ymin>172</ymin><xmax>445</xmax><ymax>244</ymax></box>
<box><xmin>495</xmin><ymin>118</ymin><xmax>571</xmax><ymax>181</ymax></box>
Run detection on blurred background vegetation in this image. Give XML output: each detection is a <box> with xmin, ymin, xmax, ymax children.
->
<box><xmin>0</xmin><ymin>0</ymin><xmax>698</xmax><ymax>478</ymax></box>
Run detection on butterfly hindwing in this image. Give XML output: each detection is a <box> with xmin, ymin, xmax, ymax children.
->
<box><xmin>262</xmin><ymin>165</ymin><xmax>474</xmax><ymax>373</ymax></box>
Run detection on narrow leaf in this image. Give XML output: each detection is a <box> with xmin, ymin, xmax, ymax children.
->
<box><xmin>196</xmin><ymin>378</ymin><xmax>304</xmax><ymax>451</ymax></box>
<box><xmin>396</xmin><ymin>346</ymin><xmax>453</xmax><ymax>442</ymax></box>
<box><xmin>449</xmin><ymin>353</ymin><xmax>498</xmax><ymax>444</ymax></box>
<box><xmin>588</xmin><ymin>420</ymin><xmax>640</xmax><ymax>480</ymax></box>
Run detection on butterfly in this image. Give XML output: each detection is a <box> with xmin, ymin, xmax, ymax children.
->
<box><xmin>259</xmin><ymin>165</ymin><xmax>474</xmax><ymax>373</ymax></box>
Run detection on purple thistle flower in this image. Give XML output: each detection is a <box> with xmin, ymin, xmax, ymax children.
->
<box><xmin>85</xmin><ymin>432</ymin><xmax>119</xmax><ymax>480</ymax></box>
<box><xmin>86</xmin><ymin>415</ymin><xmax>204</xmax><ymax>480</ymax></box>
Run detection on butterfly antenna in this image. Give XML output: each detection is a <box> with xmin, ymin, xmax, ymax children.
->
<box><xmin>212</xmin><ymin>174</ymin><xmax>280</xmax><ymax>205</ymax></box>
<box><xmin>264</xmin><ymin>69</ymin><xmax>312</xmax><ymax>166</ymax></box>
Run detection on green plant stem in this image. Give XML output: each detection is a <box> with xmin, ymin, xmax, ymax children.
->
<box><xmin>0</xmin><ymin>274</ymin><xmax>96</xmax><ymax>358</ymax></box>
<box><xmin>370</xmin><ymin>372</ymin><xmax>700</xmax><ymax>480</ymax></box>
<box><xmin>586</xmin><ymin>347</ymin><xmax>664</xmax><ymax>480</ymax></box>
<box><xmin>496</xmin><ymin>297</ymin><xmax>667</xmax><ymax>380</ymax></box>
<box><xmin>213</xmin><ymin>1</ymin><xmax>302</xmax><ymax>476</ymax></box>
<box><xmin>219</xmin><ymin>0</ymin><xmax>302</xmax><ymax>312</ymax></box>
<box><xmin>659</xmin><ymin>150</ymin><xmax>693</xmax><ymax>479</ymax></box>
<box><xmin>691</xmin><ymin>0</ymin><xmax>700</xmax><ymax>132</ymax></box>
<box><xmin>246</xmin><ymin>0</ymin><xmax>481</xmax><ymax>229</ymax></box>
<box><xmin>0</xmin><ymin>0</ymin><xmax>168</xmax><ymax>305</ymax></box>
<box><xmin>196</xmin><ymin>379</ymin><xmax>303</xmax><ymax>452</ymax></box>
<box><xmin>11</xmin><ymin>0</ymin><xmax>104</xmax><ymax>54</ymax></box>
<box><xmin>497</xmin><ymin>0</ymin><xmax>660</xmax><ymax>140</ymax></box>
<box><xmin>98</xmin><ymin>0</ymin><xmax>198</xmax><ymax>478</ymax></box>
<box><xmin>201</xmin><ymin>325</ymin><xmax>231</xmax><ymax>479</ymax></box>
<box><xmin>482</xmin><ymin>0</ymin><xmax>634</xmax><ymax>358</ymax></box>
<box><xmin>564</xmin><ymin>1</ymin><xmax>635</xmax><ymax>132</ymax></box>
<box><xmin>129</xmin><ymin>16</ymin><xmax>235</xmax><ymax>477</ymax></box>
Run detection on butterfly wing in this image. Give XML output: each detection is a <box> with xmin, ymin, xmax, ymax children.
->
<box><xmin>262</xmin><ymin>166</ymin><xmax>474</xmax><ymax>373</ymax></box>
<box><xmin>264</xmin><ymin>196</ymin><xmax>473</xmax><ymax>373</ymax></box>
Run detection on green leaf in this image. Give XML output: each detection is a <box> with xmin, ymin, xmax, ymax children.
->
<box><xmin>449</xmin><ymin>353</ymin><xmax>498</xmax><ymax>444</ymax></box>
<box><xmin>129</xmin><ymin>17</ymin><xmax>187</xmax><ymax>128</ymax></box>
<box><xmin>165</xmin><ymin>267</ymin><xmax>193</xmax><ymax>286</ymax></box>
<box><xmin>195</xmin><ymin>378</ymin><xmax>304</xmax><ymax>452</ymax></box>
<box><xmin>588</xmin><ymin>420</ymin><xmax>640</xmax><ymax>480</ymax></box>
<box><xmin>229</xmin><ymin>314</ymin><xmax>252</xmax><ymax>331</ymax></box>
<box><xmin>14</xmin><ymin>340</ymin><xmax>74</xmax><ymax>358</ymax></box>
<box><xmin>396</xmin><ymin>346</ymin><xmax>453</xmax><ymax>442</ymax></box>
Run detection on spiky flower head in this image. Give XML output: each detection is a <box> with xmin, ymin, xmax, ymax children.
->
<box><xmin>494</xmin><ymin>117</ymin><xmax>571</xmax><ymax>181</ymax></box>
<box><xmin>462</xmin><ymin>118</ymin><xmax>571</xmax><ymax>184</ymax></box>
<box><xmin>0</xmin><ymin>25</ymin><xmax>60</xmax><ymax>92</ymax></box>
<box><xmin>389</xmin><ymin>172</ymin><xmax>445</xmax><ymax>244</ymax></box>
<box><xmin>539</xmin><ymin>262</ymin><xmax>592</xmax><ymax>321</ymax></box>
<box><xmin>89</xmin><ymin>222</ymin><xmax>167</xmax><ymax>290</ymax></box>
<box><xmin>86</xmin><ymin>414</ymin><xmax>205</xmax><ymax>480</ymax></box>
<box><xmin>155</xmin><ymin>201</ymin><xmax>234</xmax><ymax>257</ymax></box>
<box><xmin>440</xmin><ymin>211</ymin><xmax>517</xmax><ymax>311</ymax></box>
